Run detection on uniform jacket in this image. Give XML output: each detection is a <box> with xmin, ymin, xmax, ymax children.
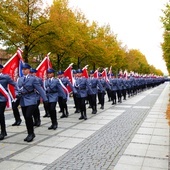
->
<box><xmin>17</xmin><ymin>75</ymin><xmax>47</xmax><ymax>107</ymax></box>
<box><xmin>45</xmin><ymin>78</ymin><xmax>66</xmax><ymax>102</ymax></box>
<box><xmin>109</xmin><ymin>78</ymin><xmax>119</xmax><ymax>91</ymax></box>
<box><xmin>74</xmin><ymin>77</ymin><xmax>93</xmax><ymax>98</ymax></box>
<box><xmin>0</xmin><ymin>74</ymin><xmax>17</xmax><ymax>102</ymax></box>
<box><xmin>98</xmin><ymin>79</ymin><xmax>111</xmax><ymax>93</ymax></box>
<box><xmin>87</xmin><ymin>77</ymin><xmax>104</xmax><ymax>95</ymax></box>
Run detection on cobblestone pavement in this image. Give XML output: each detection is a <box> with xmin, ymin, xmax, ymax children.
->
<box><xmin>0</xmin><ymin>83</ymin><xmax>169</xmax><ymax>170</ymax></box>
<box><xmin>44</xmin><ymin>83</ymin><xmax>169</xmax><ymax>170</ymax></box>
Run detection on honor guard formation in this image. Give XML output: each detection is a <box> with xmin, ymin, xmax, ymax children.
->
<box><xmin>0</xmin><ymin>63</ymin><xmax>165</xmax><ymax>142</ymax></box>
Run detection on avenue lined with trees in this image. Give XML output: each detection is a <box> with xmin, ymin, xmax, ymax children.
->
<box><xmin>0</xmin><ymin>0</ymin><xmax>167</xmax><ymax>75</ymax></box>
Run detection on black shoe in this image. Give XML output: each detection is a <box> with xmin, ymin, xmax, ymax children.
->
<box><xmin>58</xmin><ymin>110</ymin><xmax>62</xmax><ymax>113</ymax></box>
<box><xmin>112</xmin><ymin>102</ymin><xmax>115</xmax><ymax>105</ymax></box>
<box><xmin>79</xmin><ymin>116</ymin><xmax>84</xmax><ymax>120</ymax></box>
<box><xmin>84</xmin><ymin>116</ymin><xmax>87</xmax><ymax>120</ymax></box>
<box><xmin>24</xmin><ymin>134</ymin><xmax>35</xmax><ymax>142</ymax></box>
<box><xmin>12</xmin><ymin>119</ymin><xmax>22</xmax><ymax>126</ymax></box>
<box><xmin>0</xmin><ymin>132</ymin><xmax>7</xmax><ymax>140</ymax></box>
<box><xmin>66</xmin><ymin>112</ymin><xmax>69</xmax><ymax>117</ymax></box>
<box><xmin>100</xmin><ymin>106</ymin><xmax>104</xmax><ymax>109</ymax></box>
<box><xmin>92</xmin><ymin>110</ymin><xmax>97</xmax><ymax>114</ymax></box>
<box><xmin>48</xmin><ymin>124</ymin><xmax>58</xmax><ymax>130</ymax></box>
<box><xmin>60</xmin><ymin>114</ymin><xmax>66</xmax><ymax>118</ymax></box>
<box><xmin>34</xmin><ymin>121</ymin><xmax>41</xmax><ymax>127</ymax></box>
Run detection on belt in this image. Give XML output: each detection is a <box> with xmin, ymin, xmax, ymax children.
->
<box><xmin>47</xmin><ymin>91</ymin><xmax>58</xmax><ymax>93</ymax></box>
<box><xmin>21</xmin><ymin>90</ymin><xmax>34</xmax><ymax>95</ymax></box>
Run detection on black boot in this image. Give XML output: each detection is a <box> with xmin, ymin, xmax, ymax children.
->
<box><xmin>84</xmin><ymin>111</ymin><xmax>87</xmax><ymax>120</ymax></box>
<box><xmin>0</xmin><ymin>131</ymin><xmax>7</xmax><ymax>140</ymax></box>
<box><xmin>79</xmin><ymin>112</ymin><xmax>84</xmax><ymax>120</ymax></box>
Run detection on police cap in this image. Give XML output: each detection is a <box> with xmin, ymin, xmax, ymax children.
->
<box><xmin>30</xmin><ymin>68</ymin><xmax>37</xmax><ymax>73</ymax></box>
<box><xmin>47</xmin><ymin>68</ymin><xmax>55</xmax><ymax>73</ymax></box>
<box><xmin>22</xmin><ymin>63</ymin><xmax>31</xmax><ymax>69</ymax></box>
<box><xmin>76</xmin><ymin>69</ymin><xmax>82</xmax><ymax>73</ymax></box>
<box><xmin>57</xmin><ymin>70</ymin><xmax>64</xmax><ymax>75</ymax></box>
<box><xmin>89</xmin><ymin>70</ymin><xmax>94</xmax><ymax>74</ymax></box>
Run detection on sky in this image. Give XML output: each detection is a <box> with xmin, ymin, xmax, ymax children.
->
<box><xmin>45</xmin><ymin>0</ymin><xmax>169</xmax><ymax>75</ymax></box>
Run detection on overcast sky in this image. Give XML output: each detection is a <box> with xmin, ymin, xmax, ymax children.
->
<box><xmin>45</xmin><ymin>0</ymin><xmax>169</xmax><ymax>75</ymax></box>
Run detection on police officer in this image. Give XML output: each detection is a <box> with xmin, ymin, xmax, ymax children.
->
<box><xmin>72</xmin><ymin>69</ymin><xmax>80</xmax><ymax>113</ymax></box>
<box><xmin>57</xmin><ymin>70</ymin><xmax>75</xmax><ymax>118</ymax></box>
<box><xmin>0</xmin><ymin>64</ymin><xmax>18</xmax><ymax>140</ymax></box>
<box><xmin>30</xmin><ymin>68</ymin><xmax>42</xmax><ymax>127</ymax></box>
<box><xmin>88</xmin><ymin>70</ymin><xmax>104</xmax><ymax>114</ymax></box>
<box><xmin>109</xmin><ymin>73</ymin><xmax>119</xmax><ymax>105</ymax></box>
<box><xmin>17</xmin><ymin>63</ymin><xmax>48</xmax><ymax>142</ymax></box>
<box><xmin>45</xmin><ymin>68</ymin><xmax>66</xmax><ymax>129</ymax></box>
<box><xmin>74</xmin><ymin>69</ymin><xmax>93</xmax><ymax>120</ymax></box>
<box><xmin>98</xmin><ymin>73</ymin><xmax>111</xmax><ymax>109</ymax></box>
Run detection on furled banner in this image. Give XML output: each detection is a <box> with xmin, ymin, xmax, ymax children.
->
<box><xmin>36</xmin><ymin>53</ymin><xmax>52</xmax><ymax>80</ymax></box>
<box><xmin>2</xmin><ymin>48</ymin><xmax>24</xmax><ymax>101</ymax></box>
<box><xmin>64</xmin><ymin>63</ymin><xmax>73</xmax><ymax>93</ymax></box>
<box><xmin>82</xmin><ymin>65</ymin><xmax>89</xmax><ymax>78</ymax></box>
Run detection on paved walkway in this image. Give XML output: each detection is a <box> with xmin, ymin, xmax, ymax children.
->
<box><xmin>0</xmin><ymin>82</ymin><xmax>169</xmax><ymax>170</ymax></box>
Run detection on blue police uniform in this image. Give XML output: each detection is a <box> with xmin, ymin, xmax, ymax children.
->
<box><xmin>74</xmin><ymin>69</ymin><xmax>93</xmax><ymax>120</ymax></box>
<box><xmin>45</xmin><ymin>68</ymin><xmax>66</xmax><ymax>129</ymax></box>
<box><xmin>57</xmin><ymin>70</ymin><xmax>75</xmax><ymax>118</ymax></box>
<box><xmin>17</xmin><ymin>63</ymin><xmax>48</xmax><ymax>142</ymax></box>
<box><xmin>88</xmin><ymin>70</ymin><xmax>104</xmax><ymax>114</ymax></box>
<box><xmin>30</xmin><ymin>68</ymin><xmax>42</xmax><ymax>127</ymax></box>
<box><xmin>0</xmin><ymin>64</ymin><xmax>17</xmax><ymax>140</ymax></box>
<box><xmin>98</xmin><ymin>73</ymin><xmax>111</xmax><ymax>109</ymax></box>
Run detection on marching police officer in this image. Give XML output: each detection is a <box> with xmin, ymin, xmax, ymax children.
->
<box><xmin>98</xmin><ymin>73</ymin><xmax>111</xmax><ymax>109</ymax></box>
<box><xmin>74</xmin><ymin>69</ymin><xmax>93</xmax><ymax>120</ymax></box>
<box><xmin>45</xmin><ymin>68</ymin><xmax>66</xmax><ymax>129</ymax></box>
<box><xmin>17</xmin><ymin>63</ymin><xmax>48</xmax><ymax>142</ymax></box>
<box><xmin>0</xmin><ymin>64</ymin><xmax>18</xmax><ymax>140</ymax></box>
<box><xmin>88</xmin><ymin>70</ymin><xmax>104</xmax><ymax>114</ymax></box>
<box><xmin>30</xmin><ymin>68</ymin><xmax>42</xmax><ymax>127</ymax></box>
<box><xmin>109</xmin><ymin>73</ymin><xmax>119</xmax><ymax>105</ymax></box>
<box><xmin>57</xmin><ymin>70</ymin><xmax>75</xmax><ymax>118</ymax></box>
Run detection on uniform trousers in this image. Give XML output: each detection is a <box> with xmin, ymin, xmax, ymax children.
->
<box><xmin>33</xmin><ymin>100</ymin><xmax>40</xmax><ymax>123</ymax></box>
<box><xmin>89</xmin><ymin>94</ymin><xmax>97</xmax><ymax>112</ymax></box>
<box><xmin>58</xmin><ymin>97</ymin><xmax>68</xmax><ymax>116</ymax></box>
<box><xmin>12</xmin><ymin>99</ymin><xmax>21</xmax><ymax>122</ymax></box>
<box><xmin>48</xmin><ymin>102</ymin><xmax>58</xmax><ymax>126</ymax></box>
<box><xmin>98</xmin><ymin>92</ymin><xmax>105</xmax><ymax>107</ymax></box>
<box><xmin>77</xmin><ymin>97</ymin><xmax>86</xmax><ymax>113</ymax></box>
<box><xmin>0</xmin><ymin>102</ymin><xmax>7</xmax><ymax>134</ymax></box>
<box><xmin>21</xmin><ymin>105</ymin><xmax>36</xmax><ymax>135</ymax></box>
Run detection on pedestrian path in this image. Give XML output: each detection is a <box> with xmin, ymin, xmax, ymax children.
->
<box><xmin>0</xmin><ymin>82</ymin><xmax>169</xmax><ymax>170</ymax></box>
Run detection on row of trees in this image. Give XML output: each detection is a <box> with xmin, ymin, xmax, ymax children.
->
<box><xmin>0</xmin><ymin>0</ymin><xmax>163</xmax><ymax>75</ymax></box>
<box><xmin>161</xmin><ymin>3</ymin><xmax>170</xmax><ymax>75</ymax></box>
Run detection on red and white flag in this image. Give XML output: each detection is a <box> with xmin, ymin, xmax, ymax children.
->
<box><xmin>0</xmin><ymin>84</ymin><xmax>12</xmax><ymax>109</ymax></box>
<box><xmin>64</xmin><ymin>63</ymin><xmax>73</xmax><ymax>93</ymax></box>
<box><xmin>102</xmin><ymin>68</ymin><xmax>109</xmax><ymax>82</ymax></box>
<box><xmin>2</xmin><ymin>48</ymin><xmax>24</xmax><ymax>101</ymax></box>
<box><xmin>82</xmin><ymin>65</ymin><xmax>89</xmax><ymax>78</ymax></box>
<box><xmin>93</xmin><ymin>68</ymin><xmax>99</xmax><ymax>78</ymax></box>
<box><xmin>36</xmin><ymin>53</ymin><xmax>52</xmax><ymax>80</ymax></box>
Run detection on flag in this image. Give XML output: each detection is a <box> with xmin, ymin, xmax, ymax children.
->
<box><xmin>0</xmin><ymin>84</ymin><xmax>12</xmax><ymax>109</ymax></box>
<box><xmin>82</xmin><ymin>65</ymin><xmax>89</xmax><ymax>78</ymax></box>
<box><xmin>102</xmin><ymin>68</ymin><xmax>109</xmax><ymax>82</ymax></box>
<box><xmin>2</xmin><ymin>48</ymin><xmax>24</xmax><ymax>101</ymax></box>
<box><xmin>36</xmin><ymin>53</ymin><xmax>52</xmax><ymax>81</ymax></box>
<box><xmin>64</xmin><ymin>63</ymin><xmax>74</xmax><ymax>93</ymax></box>
<box><xmin>108</xmin><ymin>66</ymin><xmax>112</xmax><ymax>79</ymax></box>
<box><xmin>93</xmin><ymin>68</ymin><xmax>99</xmax><ymax>78</ymax></box>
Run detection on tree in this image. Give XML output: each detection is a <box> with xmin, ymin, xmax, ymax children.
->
<box><xmin>161</xmin><ymin>3</ymin><xmax>170</xmax><ymax>74</ymax></box>
<box><xmin>0</xmin><ymin>0</ymin><xmax>50</xmax><ymax>62</ymax></box>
